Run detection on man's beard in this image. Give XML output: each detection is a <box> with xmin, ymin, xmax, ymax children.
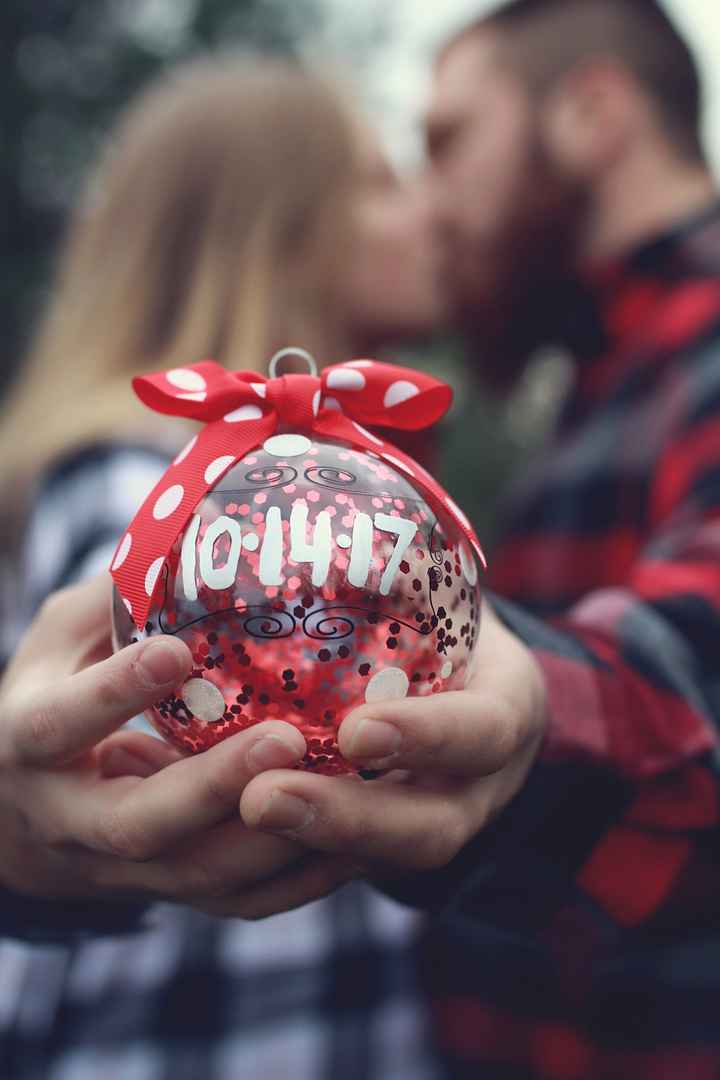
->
<box><xmin>453</xmin><ymin>133</ymin><xmax>588</xmax><ymax>395</ymax></box>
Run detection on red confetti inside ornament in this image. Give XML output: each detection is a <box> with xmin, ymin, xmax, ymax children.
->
<box><xmin>111</xmin><ymin>351</ymin><xmax>484</xmax><ymax>774</ymax></box>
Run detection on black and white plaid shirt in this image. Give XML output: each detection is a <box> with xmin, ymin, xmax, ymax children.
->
<box><xmin>0</xmin><ymin>444</ymin><xmax>442</xmax><ymax>1080</ymax></box>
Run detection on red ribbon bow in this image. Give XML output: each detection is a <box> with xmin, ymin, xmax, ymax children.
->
<box><xmin>110</xmin><ymin>358</ymin><xmax>486</xmax><ymax>629</ymax></box>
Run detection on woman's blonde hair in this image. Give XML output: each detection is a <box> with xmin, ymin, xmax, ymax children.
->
<box><xmin>0</xmin><ymin>56</ymin><xmax>360</xmax><ymax>528</ymax></box>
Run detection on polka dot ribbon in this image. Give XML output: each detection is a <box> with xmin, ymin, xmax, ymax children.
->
<box><xmin>110</xmin><ymin>358</ymin><xmax>486</xmax><ymax>630</ymax></box>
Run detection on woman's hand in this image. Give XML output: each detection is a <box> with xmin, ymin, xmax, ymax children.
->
<box><xmin>239</xmin><ymin>600</ymin><xmax>548</xmax><ymax>876</ymax></box>
<box><xmin>0</xmin><ymin>575</ymin><xmax>357</xmax><ymax>921</ymax></box>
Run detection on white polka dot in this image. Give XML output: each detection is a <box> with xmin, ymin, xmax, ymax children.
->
<box><xmin>224</xmin><ymin>404</ymin><xmax>263</xmax><ymax>423</ymax></box>
<box><xmin>174</xmin><ymin>434</ymin><xmax>198</xmax><ymax>465</ymax></box>
<box><xmin>177</xmin><ymin>391</ymin><xmax>207</xmax><ymax>402</ymax></box>
<box><xmin>263</xmin><ymin>434</ymin><xmax>312</xmax><ymax>457</ymax></box>
<box><xmin>111</xmin><ymin>532</ymin><xmax>132</xmax><ymax>571</ymax></box>
<box><xmin>243</xmin><ymin>533</ymin><xmax>259</xmax><ymax>551</ymax></box>
<box><xmin>441</xmin><ymin>661</ymin><xmax>453</xmax><ymax>679</ymax></box>
<box><xmin>352</xmin><ymin>422</ymin><xmax>383</xmax><ymax>446</ymax></box>
<box><xmin>384</xmin><ymin>380</ymin><xmax>419</xmax><ymax>408</ymax></box>
<box><xmin>145</xmin><ymin>557</ymin><xmax>165</xmax><ymax>597</ymax></box>
<box><xmin>152</xmin><ymin>484</ymin><xmax>184</xmax><ymax>520</ymax></box>
<box><xmin>327</xmin><ymin>368</ymin><xmax>366</xmax><ymax>391</ymax></box>
<box><xmin>250</xmin><ymin>383</ymin><xmax>267</xmax><ymax>398</ymax></box>
<box><xmin>166</xmin><ymin>368</ymin><xmax>207</xmax><ymax>392</ymax></box>
<box><xmin>459</xmin><ymin>541</ymin><xmax>478</xmax><ymax>586</ymax></box>
<box><xmin>181</xmin><ymin>678</ymin><xmax>226</xmax><ymax>723</ymax></box>
<box><xmin>365</xmin><ymin>667</ymin><xmax>410</xmax><ymax>704</ymax></box>
<box><xmin>445</xmin><ymin>495</ymin><xmax>472</xmax><ymax>532</ymax></box>
<box><xmin>382</xmin><ymin>454</ymin><xmax>415</xmax><ymax>477</ymax></box>
<box><xmin>204</xmin><ymin>455</ymin><xmax>236</xmax><ymax>485</ymax></box>
<box><xmin>336</xmin><ymin>533</ymin><xmax>352</xmax><ymax>549</ymax></box>
<box><xmin>345</xmin><ymin>360</ymin><xmax>374</xmax><ymax>368</ymax></box>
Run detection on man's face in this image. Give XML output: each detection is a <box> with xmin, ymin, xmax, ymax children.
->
<box><xmin>425</xmin><ymin>30</ymin><xmax>586</xmax><ymax>374</ymax></box>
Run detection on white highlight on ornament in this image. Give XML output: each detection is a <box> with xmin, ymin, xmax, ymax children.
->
<box><xmin>336</xmin><ymin>533</ymin><xmax>352</xmax><ymax>549</ymax></box>
<box><xmin>145</xmin><ymin>556</ymin><xmax>164</xmax><ymax>597</ymax></box>
<box><xmin>224</xmin><ymin>404</ymin><xmax>263</xmax><ymax>423</ymax></box>
<box><xmin>263</xmin><ymin>434</ymin><xmax>312</xmax><ymax>457</ymax></box>
<box><xmin>384</xmin><ymin>381</ymin><xmax>419</xmax><ymax>408</ymax></box>
<box><xmin>382</xmin><ymin>453</ymin><xmax>415</xmax><ymax>477</ymax></box>
<box><xmin>243</xmin><ymin>532</ymin><xmax>259</xmax><ymax>551</ymax></box>
<box><xmin>152</xmin><ymin>484</ymin><xmax>184</xmax><ymax>520</ymax></box>
<box><xmin>123</xmin><ymin>598</ymin><xmax>133</xmax><ymax>616</ymax></box>
<box><xmin>347</xmin><ymin>512</ymin><xmax>374</xmax><ymax>588</ymax></box>
<box><xmin>459</xmin><ymin>541</ymin><xmax>478</xmax><ymax>587</ymax></box>
<box><xmin>352</xmin><ymin>422</ymin><xmax>383</xmax><ymax>446</ymax></box>
<box><xmin>365</xmin><ymin>667</ymin><xmax>409</xmax><ymax>704</ymax></box>
<box><xmin>199</xmin><ymin>515</ymin><xmax>242</xmax><ymax>591</ymax></box>
<box><xmin>181</xmin><ymin>513</ymin><xmax>201</xmax><ymax>601</ymax></box>
<box><xmin>441</xmin><ymin>661</ymin><xmax>453</xmax><ymax>679</ymax></box>
<box><xmin>112</xmin><ymin>532</ymin><xmax>132</xmax><ymax>571</ymax></box>
<box><xmin>174</xmin><ymin>434</ymin><xmax>198</xmax><ymax>465</ymax></box>
<box><xmin>250</xmin><ymin>383</ymin><xmax>267</xmax><ymax>398</ymax></box>
<box><xmin>167</xmin><ymin>368</ymin><xmax>207</xmax><ymax>392</ymax></box>
<box><xmin>374</xmin><ymin>513</ymin><xmax>417</xmax><ymax>595</ymax></box>
<box><xmin>446</xmin><ymin>495</ymin><xmax>472</xmax><ymax>532</ymax></box>
<box><xmin>258</xmin><ymin>505</ymin><xmax>284</xmax><ymax>585</ymax></box>
<box><xmin>312</xmin><ymin>390</ymin><xmax>320</xmax><ymax>416</ymax></box>
<box><xmin>182</xmin><ymin>678</ymin><xmax>226</xmax><ymax>723</ymax></box>
<box><xmin>345</xmin><ymin>360</ymin><xmax>374</xmax><ymax>368</ymax></box>
<box><xmin>326</xmin><ymin>368</ymin><xmax>365</xmax><ymax>391</ymax></box>
<box><xmin>290</xmin><ymin>501</ymin><xmax>332</xmax><ymax>587</ymax></box>
<box><xmin>204</xmin><ymin>455</ymin><xmax>236</xmax><ymax>485</ymax></box>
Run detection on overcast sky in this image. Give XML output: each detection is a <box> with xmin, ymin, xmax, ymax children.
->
<box><xmin>319</xmin><ymin>0</ymin><xmax>720</xmax><ymax>173</ymax></box>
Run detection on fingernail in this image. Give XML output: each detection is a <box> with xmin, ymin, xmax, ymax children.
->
<box><xmin>136</xmin><ymin>640</ymin><xmax>185</xmax><ymax>689</ymax></box>
<box><xmin>247</xmin><ymin>735</ymin><xmax>302</xmax><ymax>774</ymax></box>
<box><xmin>348</xmin><ymin>718</ymin><xmax>401</xmax><ymax>760</ymax></box>
<box><xmin>256</xmin><ymin>790</ymin><xmax>315</xmax><ymax>831</ymax></box>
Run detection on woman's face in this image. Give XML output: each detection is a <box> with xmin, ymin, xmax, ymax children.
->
<box><xmin>338</xmin><ymin>127</ymin><xmax>451</xmax><ymax>346</ymax></box>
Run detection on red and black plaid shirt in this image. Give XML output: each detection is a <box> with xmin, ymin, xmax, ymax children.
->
<box><xmin>383</xmin><ymin>201</ymin><xmax>720</xmax><ymax>1078</ymax></box>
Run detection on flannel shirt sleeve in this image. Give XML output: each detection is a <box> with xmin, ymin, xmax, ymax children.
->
<box><xmin>378</xmin><ymin>356</ymin><xmax>720</xmax><ymax>933</ymax></box>
<box><xmin>0</xmin><ymin>890</ymin><xmax>153</xmax><ymax>945</ymax></box>
<box><xmin>1</xmin><ymin>444</ymin><xmax>169</xmax><ymax>943</ymax></box>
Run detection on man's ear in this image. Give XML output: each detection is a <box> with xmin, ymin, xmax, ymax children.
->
<box><xmin>540</xmin><ymin>59</ymin><xmax>647</xmax><ymax>177</ymax></box>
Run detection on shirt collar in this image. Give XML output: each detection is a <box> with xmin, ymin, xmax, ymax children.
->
<box><xmin>557</xmin><ymin>197</ymin><xmax>720</xmax><ymax>363</ymax></box>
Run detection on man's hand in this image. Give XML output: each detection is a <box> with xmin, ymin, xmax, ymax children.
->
<box><xmin>239</xmin><ymin>600</ymin><xmax>548</xmax><ymax>876</ymax></box>
<box><xmin>0</xmin><ymin>575</ymin><xmax>357</xmax><ymax>921</ymax></box>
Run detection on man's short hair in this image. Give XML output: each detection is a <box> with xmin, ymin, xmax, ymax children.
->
<box><xmin>453</xmin><ymin>0</ymin><xmax>704</xmax><ymax>163</ymax></box>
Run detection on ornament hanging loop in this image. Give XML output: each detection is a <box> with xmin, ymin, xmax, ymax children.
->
<box><xmin>268</xmin><ymin>347</ymin><xmax>318</xmax><ymax>379</ymax></box>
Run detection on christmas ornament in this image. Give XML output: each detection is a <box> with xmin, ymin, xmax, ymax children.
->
<box><xmin>111</xmin><ymin>349</ymin><xmax>485</xmax><ymax>774</ymax></box>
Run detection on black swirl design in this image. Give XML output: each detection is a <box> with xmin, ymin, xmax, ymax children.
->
<box><xmin>241</xmin><ymin>611</ymin><xmax>296</xmax><ymax>639</ymax></box>
<box><xmin>302</xmin><ymin>609</ymin><xmax>355</xmax><ymax>640</ymax></box>
<box><xmin>303</xmin><ymin>465</ymin><xmax>357</xmax><ymax>489</ymax></box>
<box><xmin>213</xmin><ymin>465</ymin><xmax>298</xmax><ymax>493</ymax></box>
<box><xmin>428</xmin><ymin>521</ymin><xmax>446</xmax><ymax>564</ymax></box>
<box><xmin>155</xmin><ymin>559</ymin><xmax>432</xmax><ymax>641</ymax></box>
<box><xmin>244</xmin><ymin>465</ymin><xmax>296</xmax><ymax>486</ymax></box>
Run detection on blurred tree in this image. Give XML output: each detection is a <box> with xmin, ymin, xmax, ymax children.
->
<box><xmin>0</xmin><ymin>0</ymin><xmax>321</xmax><ymax>395</ymax></box>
